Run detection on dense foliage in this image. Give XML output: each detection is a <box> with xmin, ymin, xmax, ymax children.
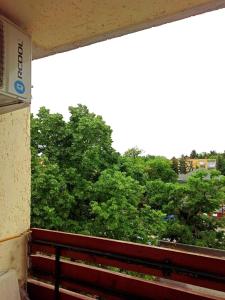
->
<box><xmin>31</xmin><ymin>106</ymin><xmax>225</xmax><ymax>249</ymax></box>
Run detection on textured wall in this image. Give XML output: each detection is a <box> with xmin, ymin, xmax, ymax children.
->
<box><xmin>0</xmin><ymin>107</ymin><xmax>30</xmax><ymax>283</ymax></box>
<box><xmin>0</xmin><ymin>107</ymin><xmax>30</xmax><ymax>239</ymax></box>
<box><xmin>1</xmin><ymin>0</ymin><xmax>225</xmax><ymax>59</ymax></box>
<box><xmin>0</xmin><ymin>234</ymin><xmax>28</xmax><ymax>285</ymax></box>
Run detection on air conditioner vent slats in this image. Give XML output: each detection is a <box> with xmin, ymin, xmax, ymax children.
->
<box><xmin>0</xmin><ymin>20</ymin><xmax>4</xmax><ymax>89</ymax></box>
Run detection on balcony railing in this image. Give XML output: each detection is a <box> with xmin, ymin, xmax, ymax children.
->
<box><xmin>28</xmin><ymin>228</ymin><xmax>225</xmax><ymax>300</ymax></box>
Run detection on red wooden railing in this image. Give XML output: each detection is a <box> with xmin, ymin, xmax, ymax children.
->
<box><xmin>28</xmin><ymin>228</ymin><xmax>225</xmax><ymax>300</ymax></box>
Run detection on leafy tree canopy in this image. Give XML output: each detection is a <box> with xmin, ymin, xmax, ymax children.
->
<box><xmin>31</xmin><ymin>105</ymin><xmax>225</xmax><ymax>249</ymax></box>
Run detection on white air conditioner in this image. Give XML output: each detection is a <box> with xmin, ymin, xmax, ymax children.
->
<box><xmin>0</xmin><ymin>16</ymin><xmax>31</xmax><ymax>109</ymax></box>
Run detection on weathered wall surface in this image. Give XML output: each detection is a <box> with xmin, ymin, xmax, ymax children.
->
<box><xmin>0</xmin><ymin>107</ymin><xmax>30</xmax><ymax>282</ymax></box>
<box><xmin>0</xmin><ymin>233</ymin><xmax>28</xmax><ymax>285</ymax></box>
<box><xmin>0</xmin><ymin>107</ymin><xmax>30</xmax><ymax>238</ymax></box>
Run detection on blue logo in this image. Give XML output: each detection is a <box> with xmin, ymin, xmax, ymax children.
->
<box><xmin>14</xmin><ymin>80</ymin><xmax>25</xmax><ymax>94</ymax></box>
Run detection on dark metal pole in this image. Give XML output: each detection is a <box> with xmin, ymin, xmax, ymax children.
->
<box><xmin>54</xmin><ymin>247</ymin><xmax>61</xmax><ymax>300</ymax></box>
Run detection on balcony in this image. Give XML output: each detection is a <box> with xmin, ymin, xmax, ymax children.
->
<box><xmin>28</xmin><ymin>228</ymin><xmax>225</xmax><ymax>300</ymax></box>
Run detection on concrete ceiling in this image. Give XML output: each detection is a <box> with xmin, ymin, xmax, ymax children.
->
<box><xmin>1</xmin><ymin>0</ymin><xmax>225</xmax><ymax>60</ymax></box>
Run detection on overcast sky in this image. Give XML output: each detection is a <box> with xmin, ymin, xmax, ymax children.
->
<box><xmin>32</xmin><ymin>8</ymin><xmax>225</xmax><ymax>158</ymax></box>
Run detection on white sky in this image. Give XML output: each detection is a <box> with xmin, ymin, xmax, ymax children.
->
<box><xmin>32</xmin><ymin>8</ymin><xmax>225</xmax><ymax>158</ymax></box>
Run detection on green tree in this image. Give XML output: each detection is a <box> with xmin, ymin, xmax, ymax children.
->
<box><xmin>145</xmin><ymin>157</ymin><xmax>177</xmax><ymax>183</ymax></box>
<box><xmin>31</xmin><ymin>153</ymin><xmax>76</xmax><ymax>231</ymax></box>
<box><xmin>31</xmin><ymin>105</ymin><xmax>225</xmax><ymax>249</ymax></box>
<box><xmin>88</xmin><ymin>169</ymin><xmax>165</xmax><ymax>244</ymax></box>
<box><xmin>216</xmin><ymin>154</ymin><xmax>225</xmax><ymax>175</ymax></box>
<box><xmin>124</xmin><ymin>147</ymin><xmax>143</xmax><ymax>158</ymax></box>
<box><xmin>31</xmin><ymin>105</ymin><xmax>119</xmax><ymax>231</ymax></box>
<box><xmin>190</xmin><ymin>150</ymin><xmax>198</xmax><ymax>159</ymax></box>
<box><xmin>119</xmin><ymin>155</ymin><xmax>177</xmax><ymax>185</ymax></box>
<box><xmin>209</xmin><ymin>150</ymin><xmax>217</xmax><ymax>158</ymax></box>
<box><xmin>118</xmin><ymin>155</ymin><xmax>148</xmax><ymax>185</ymax></box>
<box><xmin>163</xmin><ymin>170</ymin><xmax>225</xmax><ymax>248</ymax></box>
<box><xmin>179</xmin><ymin>155</ymin><xmax>188</xmax><ymax>174</ymax></box>
<box><xmin>171</xmin><ymin>157</ymin><xmax>179</xmax><ymax>174</ymax></box>
<box><xmin>31</xmin><ymin>106</ymin><xmax>118</xmax><ymax>178</ymax></box>
<box><xmin>145</xmin><ymin>180</ymin><xmax>176</xmax><ymax>210</ymax></box>
<box><xmin>68</xmin><ymin>105</ymin><xmax>118</xmax><ymax>180</ymax></box>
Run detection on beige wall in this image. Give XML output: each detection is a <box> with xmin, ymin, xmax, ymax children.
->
<box><xmin>0</xmin><ymin>234</ymin><xmax>29</xmax><ymax>286</ymax></box>
<box><xmin>1</xmin><ymin>0</ymin><xmax>225</xmax><ymax>59</ymax></box>
<box><xmin>0</xmin><ymin>106</ymin><xmax>30</xmax><ymax>283</ymax></box>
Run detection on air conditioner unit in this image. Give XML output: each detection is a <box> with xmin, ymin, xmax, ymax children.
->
<box><xmin>0</xmin><ymin>16</ymin><xmax>31</xmax><ymax>109</ymax></box>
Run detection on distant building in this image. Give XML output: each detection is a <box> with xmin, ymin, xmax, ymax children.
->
<box><xmin>188</xmin><ymin>159</ymin><xmax>216</xmax><ymax>170</ymax></box>
<box><xmin>177</xmin><ymin>158</ymin><xmax>217</xmax><ymax>182</ymax></box>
